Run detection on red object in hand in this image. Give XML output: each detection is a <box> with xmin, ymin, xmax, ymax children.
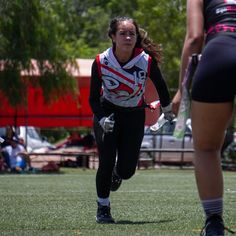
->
<box><xmin>149</xmin><ymin>100</ymin><xmax>161</xmax><ymax>110</ymax></box>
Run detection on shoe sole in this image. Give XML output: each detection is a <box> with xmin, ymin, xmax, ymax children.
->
<box><xmin>96</xmin><ymin>217</ymin><xmax>115</xmax><ymax>224</ymax></box>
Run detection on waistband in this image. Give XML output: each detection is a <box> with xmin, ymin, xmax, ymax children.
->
<box><xmin>101</xmin><ymin>97</ymin><xmax>146</xmax><ymax>112</ymax></box>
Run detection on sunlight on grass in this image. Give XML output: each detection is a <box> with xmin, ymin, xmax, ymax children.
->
<box><xmin>0</xmin><ymin>168</ymin><xmax>235</xmax><ymax>236</ymax></box>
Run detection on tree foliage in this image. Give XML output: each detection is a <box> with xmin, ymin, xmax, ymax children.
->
<box><xmin>0</xmin><ymin>0</ymin><xmax>77</xmax><ymax>107</ymax></box>
<box><xmin>0</xmin><ymin>0</ymin><xmax>187</xmax><ymax>108</ymax></box>
<box><xmin>134</xmin><ymin>0</ymin><xmax>186</xmax><ymax>94</ymax></box>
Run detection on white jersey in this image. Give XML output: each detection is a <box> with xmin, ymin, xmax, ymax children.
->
<box><xmin>97</xmin><ymin>47</ymin><xmax>151</xmax><ymax>107</ymax></box>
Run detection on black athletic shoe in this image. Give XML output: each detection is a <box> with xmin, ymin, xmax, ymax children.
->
<box><xmin>200</xmin><ymin>214</ymin><xmax>235</xmax><ymax>236</ymax></box>
<box><xmin>96</xmin><ymin>202</ymin><xmax>115</xmax><ymax>223</ymax></box>
<box><xmin>110</xmin><ymin>169</ymin><xmax>122</xmax><ymax>191</ymax></box>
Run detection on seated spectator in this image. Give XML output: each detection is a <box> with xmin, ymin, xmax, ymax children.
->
<box><xmin>81</xmin><ymin>131</ymin><xmax>95</xmax><ymax>148</ymax></box>
<box><xmin>0</xmin><ymin>126</ymin><xmax>16</xmax><ymax>148</ymax></box>
<box><xmin>0</xmin><ymin>149</ymin><xmax>7</xmax><ymax>171</ymax></box>
<box><xmin>2</xmin><ymin>136</ymin><xmax>32</xmax><ymax>173</ymax></box>
<box><xmin>0</xmin><ymin>145</ymin><xmax>11</xmax><ymax>171</ymax></box>
<box><xmin>0</xmin><ymin>137</ymin><xmax>7</xmax><ymax>171</ymax></box>
<box><xmin>67</xmin><ymin>131</ymin><xmax>83</xmax><ymax>146</ymax></box>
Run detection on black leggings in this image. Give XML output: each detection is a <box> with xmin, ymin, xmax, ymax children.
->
<box><xmin>94</xmin><ymin>109</ymin><xmax>145</xmax><ymax>198</ymax></box>
<box><xmin>192</xmin><ymin>35</ymin><xmax>236</xmax><ymax>103</ymax></box>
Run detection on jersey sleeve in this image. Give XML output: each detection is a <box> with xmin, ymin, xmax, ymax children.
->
<box><xmin>89</xmin><ymin>59</ymin><xmax>106</xmax><ymax>121</ymax></box>
<box><xmin>149</xmin><ymin>59</ymin><xmax>171</xmax><ymax>107</ymax></box>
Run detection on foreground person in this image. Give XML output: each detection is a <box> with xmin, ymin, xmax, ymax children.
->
<box><xmin>172</xmin><ymin>0</ymin><xmax>236</xmax><ymax>235</ymax></box>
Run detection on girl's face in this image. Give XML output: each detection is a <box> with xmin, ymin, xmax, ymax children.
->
<box><xmin>111</xmin><ymin>20</ymin><xmax>137</xmax><ymax>54</ymax></box>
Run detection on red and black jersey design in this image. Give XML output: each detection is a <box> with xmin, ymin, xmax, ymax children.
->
<box><xmin>96</xmin><ymin>47</ymin><xmax>152</xmax><ymax>108</ymax></box>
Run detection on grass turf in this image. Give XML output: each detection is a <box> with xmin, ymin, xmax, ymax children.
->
<box><xmin>0</xmin><ymin>168</ymin><xmax>235</xmax><ymax>236</ymax></box>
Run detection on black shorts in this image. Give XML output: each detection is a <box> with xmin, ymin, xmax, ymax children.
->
<box><xmin>191</xmin><ymin>35</ymin><xmax>236</xmax><ymax>103</ymax></box>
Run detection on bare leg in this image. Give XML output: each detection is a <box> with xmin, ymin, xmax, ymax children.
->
<box><xmin>191</xmin><ymin>101</ymin><xmax>233</xmax><ymax>200</ymax></box>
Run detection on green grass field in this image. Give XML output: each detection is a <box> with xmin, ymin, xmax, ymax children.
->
<box><xmin>0</xmin><ymin>168</ymin><xmax>235</xmax><ymax>236</ymax></box>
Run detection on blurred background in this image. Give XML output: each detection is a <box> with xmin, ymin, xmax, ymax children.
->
<box><xmin>0</xmin><ymin>0</ymin><xmax>235</xmax><ymax>168</ymax></box>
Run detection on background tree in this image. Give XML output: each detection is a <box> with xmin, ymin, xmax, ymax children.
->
<box><xmin>0</xmin><ymin>0</ymin><xmax>186</xmax><ymax>104</ymax></box>
<box><xmin>133</xmin><ymin>0</ymin><xmax>186</xmax><ymax>95</ymax></box>
<box><xmin>0</xmin><ymin>0</ymin><xmax>77</xmax><ymax>107</ymax></box>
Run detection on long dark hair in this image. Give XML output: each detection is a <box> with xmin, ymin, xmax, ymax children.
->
<box><xmin>108</xmin><ymin>16</ymin><xmax>162</xmax><ymax>63</ymax></box>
